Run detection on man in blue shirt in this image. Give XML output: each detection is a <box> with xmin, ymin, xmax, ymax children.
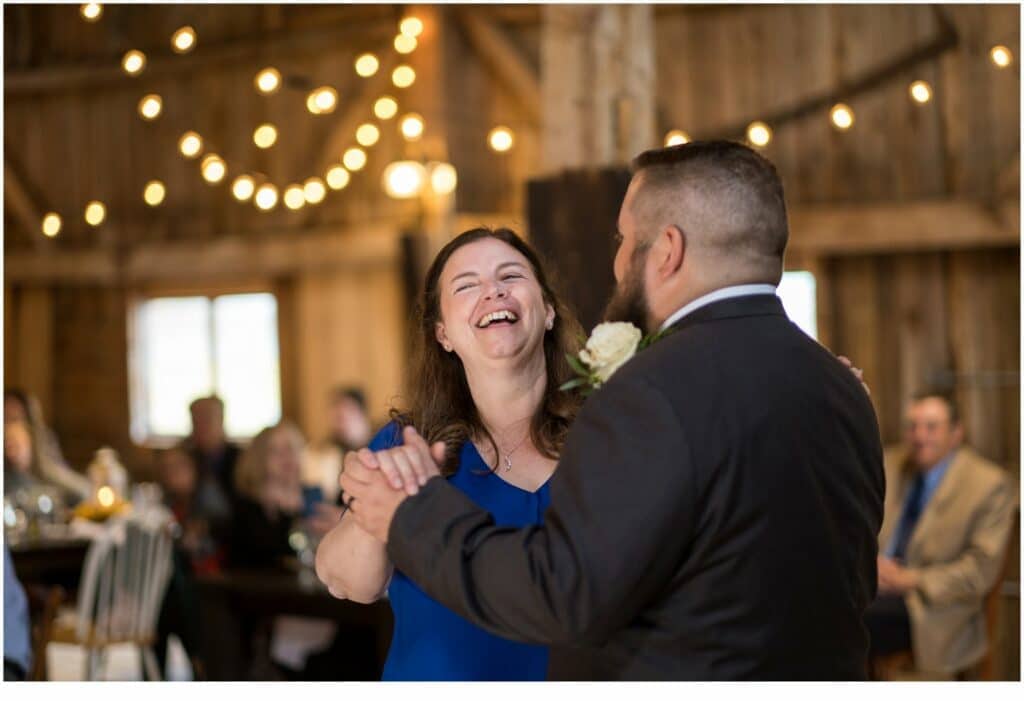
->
<box><xmin>4</xmin><ymin>545</ymin><xmax>32</xmax><ymax>681</ymax></box>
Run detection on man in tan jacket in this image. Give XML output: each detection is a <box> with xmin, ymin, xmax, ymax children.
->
<box><xmin>868</xmin><ymin>390</ymin><xmax>1016</xmax><ymax>676</ymax></box>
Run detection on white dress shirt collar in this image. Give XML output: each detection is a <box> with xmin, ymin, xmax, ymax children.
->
<box><xmin>658</xmin><ymin>284</ymin><xmax>779</xmax><ymax>333</ymax></box>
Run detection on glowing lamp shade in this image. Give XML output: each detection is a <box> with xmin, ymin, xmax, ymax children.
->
<box><xmin>254</xmin><ymin>184</ymin><xmax>279</xmax><ymax>211</ymax></box>
<box><xmin>990</xmin><ymin>45</ymin><xmax>1013</xmax><ymax>68</ymax></box>
<box><xmin>307</xmin><ymin>87</ymin><xmax>338</xmax><ymax>115</ymax></box>
<box><xmin>201</xmin><ymin>155</ymin><xmax>227</xmax><ymax>184</ymax></box>
<box><xmin>303</xmin><ymin>177</ymin><xmax>327</xmax><ymax>204</ymax></box>
<box><xmin>171</xmin><ymin>26</ymin><xmax>196</xmax><ymax>54</ymax></box>
<box><xmin>383</xmin><ymin>161</ymin><xmax>427</xmax><ymax>199</ymax></box>
<box><xmin>355</xmin><ymin>53</ymin><xmax>380</xmax><ymax>77</ymax></box>
<box><xmin>283</xmin><ymin>184</ymin><xmax>306</xmax><ymax>210</ymax></box>
<box><xmin>909</xmin><ymin>80</ymin><xmax>932</xmax><ymax>104</ymax></box>
<box><xmin>664</xmin><ymin>129</ymin><xmax>690</xmax><ymax>147</ymax></box>
<box><xmin>374</xmin><ymin>96</ymin><xmax>399</xmax><ymax>120</ymax></box>
<box><xmin>325</xmin><ymin>166</ymin><xmax>351</xmax><ymax>190</ymax></box>
<box><xmin>80</xmin><ymin>4</ymin><xmax>102</xmax><ymax>22</ymax></box>
<box><xmin>232</xmin><ymin>175</ymin><xmax>255</xmax><ymax>201</ymax></box>
<box><xmin>429</xmin><ymin>162</ymin><xmax>457</xmax><ymax>195</ymax></box>
<box><xmin>253</xmin><ymin>123</ymin><xmax>278</xmax><ymax>149</ymax></box>
<box><xmin>84</xmin><ymin>201</ymin><xmax>106</xmax><ymax>227</ymax></box>
<box><xmin>122</xmin><ymin>50</ymin><xmax>146</xmax><ymax>76</ymax></box>
<box><xmin>488</xmin><ymin>126</ymin><xmax>514</xmax><ymax>152</ymax></box>
<box><xmin>342</xmin><ymin>147</ymin><xmax>368</xmax><ymax>171</ymax></box>
<box><xmin>356</xmin><ymin>123</ymin><xmax>380</xmax><ymax>147</ymax></box>
<box><xmin>255</xmin><ymin>67</ymin><xmax>281</xmax><ymax>94</ymax></box>
<box><xmin>138</xmin><ymin>94</ymin><xmax>162</xmax><ymax>120</ymax></box>
<box><xmin>400</xmin><ymin>17</ymin><xmax>424</xmax><ymax>38</ymax></box>
<box><xmin>746</xmin><ymin>121</ymin><xmax>772</xmax><ymax>147</ymax></box>
<box><xmin>394</xmin><ymin>34</ymin><xmax>417</xmax><ymax>54</ymax></box>
<box><xmin>400</xmin><ymin>114</ymin><xmax>425</xmax><ymax>141</ymax></box>
<box><xmin>179</xmin><ymin>131</ymin><xmax>203</xmax><ymax>158</ymax></box>
<box><xmin>392</xmin><ymin>65</ymin><xmax>416</xmax><ymax>89</ymax></box>
<box><xmin>41</xmin><ymin>213</ymin><xmax>62</xmax><ymax>238</ymax></box>
<box><xmin>143</xmin><ymin>180</ymin><xmax>166</xmax><ymax>206</ymax></box>
<box><xmin>829</xmin><ymin>104</ymin><xmax>854</xmax><ymax>131</ymax></box>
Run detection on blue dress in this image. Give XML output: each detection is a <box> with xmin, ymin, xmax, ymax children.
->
<box><xmin>371</xmin><ymin>422</ymin><xmax>551</xmax><ymax>681</ymax></box>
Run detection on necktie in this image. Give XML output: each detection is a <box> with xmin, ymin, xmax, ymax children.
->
<box><xmin>891</xmin><ymin>473</ymin><xmax>926</xmax><ymax>562</ymax></box>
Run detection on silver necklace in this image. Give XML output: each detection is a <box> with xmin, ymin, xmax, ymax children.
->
<box><xmin>498</xmin><ymin>430</ymin><xmax>531</xmax><ymax>471</ymax></box>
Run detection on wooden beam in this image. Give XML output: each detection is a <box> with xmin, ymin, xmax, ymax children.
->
<box><xmin>4</xmin><ymin>155</ymin><xmax>45</xmax><ymax>243</ymax></box>
<box><xmin>455</xmin><ymin>8</ymin><xmax>542</xmax><ymax>124</ymax></box>
<box><xmin>4</xmin><ymin>14</ymin><xmax>395</xmax><ymax>97</ymax></box>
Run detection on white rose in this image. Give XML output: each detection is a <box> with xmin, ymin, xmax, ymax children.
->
<box><xmin>578</xmin><ymin>322</ymin><xmax>643</xmax><ymax>384</ymax></box>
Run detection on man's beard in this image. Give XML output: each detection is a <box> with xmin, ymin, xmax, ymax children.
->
<box><xmin>602</xmin><ymin>248</ymin><xmax>652</xmax><ymax>332</ymax></box>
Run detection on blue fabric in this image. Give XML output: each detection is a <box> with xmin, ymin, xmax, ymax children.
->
<box><xmin>4</xmin><ymin>544</ymin><xmax>32</xmax><ymax>675</ymax></box>
<box><xmin>372</xmin><ymin>422</ymin><xmax>551</xmax><ymax>681</ymax></box>
<box><xmin>885</xmin><ymin>450</ymin><xmax>956</xmax><ymax>559</ymax></box>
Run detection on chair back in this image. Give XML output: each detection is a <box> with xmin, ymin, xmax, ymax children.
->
<box><xmin>74</xmin><ymin>506</ymin><xmax>175</xmax><ymax>645</ymax></box>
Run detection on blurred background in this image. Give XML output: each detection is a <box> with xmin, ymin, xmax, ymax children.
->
<box><xmin>3</xmin><ymin>2</ymin><xmax>1019</xmax><ymax>682</ymax></box>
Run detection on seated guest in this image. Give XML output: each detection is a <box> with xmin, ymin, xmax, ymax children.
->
<box><xmin>3</xmin><ymin>545</ymin><xmax>32</xmax><ymax>681</ymax></box>
<box><xmin>4</xmin><ymin>420</ymin><xmax>88</xmax><ymax>505</ymax></box>
<box><xmin>868</xmin><ymin>390</ymin><xmax>1017</xmax><ymax>677</ymax></box>
<box><xmin>181</xmin><ymin>395</ymin><xmax>242</xmax><ymax>500</ymax></box>
<box><xmin>302</xmin><ymin>386</ymin><xmax>373</xmax><ymax>504</ymax></box>
<box><xmin>4</xmin><ymin>389</ymin><xmax>90</xmax><ymax>502</ymax></box>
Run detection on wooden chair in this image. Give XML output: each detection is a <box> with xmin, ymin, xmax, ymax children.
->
<box><xmin>25</xmin><ymin>584</ymin><xmax>66</xmax><ymax>681</ymax></box>
<box><xmin>45</xmin><ymin>507</ymin><xmax>175</xmax><ymax>680</ymax></box>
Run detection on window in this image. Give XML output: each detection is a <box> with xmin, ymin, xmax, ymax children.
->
<box><xmin>130</xmin><ymin>292</ymin><xmax>281</xmax><ymax>443</ymax></box>
<box><xmin>777</xmin><ymin>271</ymin><xmax>818</xmax><ymax>340</ymax></box>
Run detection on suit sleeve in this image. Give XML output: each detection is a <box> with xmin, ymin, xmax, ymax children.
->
<box><xmin>914</xmin><ymin>476</ymin><xmax>1017</xmax><ymax>606</ymax></box>
<box><xmin>386</xmin><ymin>373</ymin><xmax>698</xmax><ymax>646</ymax></box>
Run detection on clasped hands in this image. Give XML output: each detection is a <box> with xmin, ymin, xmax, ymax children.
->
<box><xmin>338</xmin><ymin>425</ymin><xmax>447</xmax><ymax>542</ymax></box>
<box><xmin>877</xmin><ymin>556</ymin><xmax>920</xmax><ymax>595</ymax></box>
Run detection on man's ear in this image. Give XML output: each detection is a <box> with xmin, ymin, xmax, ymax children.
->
<box><xmin>653</xmin><ymin>224</ymin><xmax>685</xmax><ymax>280</ymax></box>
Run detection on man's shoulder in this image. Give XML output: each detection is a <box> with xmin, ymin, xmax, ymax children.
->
<box><xmin>955</xmin><ymin>446</ymin><xmax>1011</xmax><ymax>492</ymax></box>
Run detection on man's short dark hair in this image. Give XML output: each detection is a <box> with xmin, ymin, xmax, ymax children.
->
<box><xmin>331</xmin><ymin>386</ymin><xmax>367</xmax><ymax>412</ymax></box>
<box><xmin>630</xmin><ymin>140</ymin><xmax>789</xmax><ymax>264</ymax></box>
<box><xmin>911</xmin><ymin>388</ymin><xmax>960</xmax><ymax>425</ymax></box>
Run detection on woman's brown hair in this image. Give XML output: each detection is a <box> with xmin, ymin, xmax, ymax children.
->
<box><xmin>392</xmin><ymin>227</ymin><xmax>585</xmax><ymax>475</ymax></box>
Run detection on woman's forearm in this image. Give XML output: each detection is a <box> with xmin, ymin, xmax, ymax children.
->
<box><xmin>315</xmin><ymin>514</ymin><xmax>393</xmax><ymax>603</ymax></box>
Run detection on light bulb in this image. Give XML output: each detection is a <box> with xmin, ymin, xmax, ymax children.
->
<box><xmin>41</xmin><ymin>213</ymin><xmax>62</xmax><ymax>238</ymax></box>
<box><xmin>383</xmin><ymin>161</ymin><xmax>426</xmax><ymax>199</ymax></box>
<box><xmin>488</xmin><ymin>126</ymin><xmax>514</xmax><ymax>152</ymax></box>
<box><xmin>138</xmin><ymin>94</ymin><xmax>162</xmax><ymax>120</ymax></box>
<box><xmin>80</xmin><ymin>4</ymin><xmax>102</xmax><ymax>22</ymax></box>
<box><xmin>374</xmin><ymin>96</ymin><xmax>399</xmax><ymax>120</ymax></box>
<box><xmin>394</xmin><ymin>34</ymin><xmax>417</xmax><ymax>54</ymax></box>
<box><xmin>254</xmin><ymin>184</ymin><xmax>279</xmax><ymax>210</ymax></box>
<box><xmin>326</xmin><ymin>166</ymin><xmax>351</xmax><ymax>190</ymax></box>
<box><xmin>201</xmin><ymin>155</ymin><xmax>226</xmax><ymax>184</ymax></box>
<box><xmin>355</xmin><ymin>53</ymin><xmax>379</xmax><ymax>77</ymax></box>
<box><xmin>909</xmin><ymin>80</ymin><xmax>932</xmax><ymax>104</ymax></box>
<box><xmin>307</xmin><ymin>87</ymin><xmax>338</xmax><ymax>115</ymax></box>
<box><xmin>429</xmin><ymin>162</ymin><xmax>457</xmax><ymax>195</ymax></box>
<box><xmin>232</xmin><ymin>175</ymin><xmax>255</xmax><ymax>201</ymax></box>
<box><xmin>356</xmin><ymin>123</ymin><xmax>380</xmax><ymax>147</ymax></box>
<box><xmin>400</xmin><ymin>113</ymin><xmax>424</xmax><ymax>141</ymax></box>
<box><xmin>392</xmin><ymin>65</ymin><xmax>416</xmax><ymax>89</ymax></box>
<box><xmin>122</xmin><ymin>50</ymin><xmax>146</xmax><ymax>76</ymax></box>
<box><xmin>283</xmin><ymin>184</ymin><xmax>306</xmax><ymax>210</ymax></box>
<box><xmin>990</xmin><ymin>45</ymin><xmax>1013</xmax><ymax>68</ymax></box>
<box><xmin>84</xmin><ymin>201</ymin><xmax>106</xmax><ymax>227</ymax></box>
<box><xmin>829</xmin><ymin>103</ymin><xmax>854</xmax><ymax>131</ymax></box>
<box><xmin>664</xmin><ymin>129</ymin><xmax>690</xmax><ymax>147</ymax></box>
<box><xmin>303</xmin><ymin>177</ymin><xmax>327</xmax><ymax>204</ymax></box>
<box><xmin>342</xmin><ymin>147</ymin><xmax>367</xmax><ymax>171</ymax></box>
<box><xmin>255</xmin><ymin>67</ymin><xmax>281</xmax><ymax>94</ymax></box>
<box><xmin>253</xmin><ymin>123</ymin><xmax>278</xmax><ymax>149</ymax></box>
<box><xmin>400</xmin><ymin>17</ymin><xmax>424</xmax><ymax>38</ymax></box>
<box><xmin>179</xmin><ymin>131</ymin><xmax>203</xmax><ymax>158</ymax></box>
<box><xmin>143</xmin><ymin>180</ymin><xmax>166</xmax><ymax>206</ymax></box>
<box><xmin>171</xmin><ymin>26</ymin><xmax>196</xmax><ymax>54</ymax></box>
<box><xmin>746</xmin><ymin>121</ymin><xmax>772</xmax><ymax>147</ymax></box>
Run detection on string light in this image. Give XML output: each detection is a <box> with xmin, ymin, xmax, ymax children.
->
<box><xmin>342</xmin><ymin>147</ymin><xmax>367</xmax><ymax>171</ymax></box>
<box><xmin>201</xmin><ymin>154</ymin><xmax>226</xmax><ymax>183</ymax></box>
<box><xmin>325</xmin><ymin>166</ymin><xmax>351</xmax><ymax>190</ymax></box>
<box><xmin>307</xmin><ymin>87</ymin><xmax>338</xmax><ymax>115</ymax></box>
<box><xmin>283</xmin><ymin>184</ymin><xmax>306</xmax><ymax>210</ymax></box>
<box><xmin>143</xmin><ymin>180</ymin><xmax>166</xmax><ymax>206</ymax></box>
<box><xmin>355</xmin><ymin>53</ymin><xmax>380</xmax><ymax>77</ymax></box>
<box><xmin>488</xmin><ymin>126</ymin><xmax>514</xmax><ymax>152</ymax></box>
<box><xmin>138</xmin><ymin>94</ymin><xmax>162</xmax><ymax>120</ymax></box>
<box><xmin>80</xmin><ymin>4</ymin><xmax>102</xmax><ymax>22</ymax></box>
<box><xmin>394</xmin><ymin>34</ymin><xmax>417</xmax><ymax>54</ymax></box>
<box><xmin>232</xmin><ymin>175</ymin><xmax>255</xmax><ymax>201</ymax></box>
<box><xmin>400</xmin><ymin>113</ymin><xmax>424</xmax><ymax>141</ymax></box>
<box><xmin>374</xmin><ymin>96</ymin><xmax>399</xmax><ymax>120</ymax></box>
<box><xmin>392</xmin><ymin>65</ymin><xmax>416</xmax><ymax>88</ymax></box>
<box><xmin>746</xmin><ymin>121</ymin><xmax>772</xmax><ymax>147</ymax></box>
<box><xmin>664</xmin><ymin>130</ymin><xmax>690</xmax><ymax>147</ymax></box>
<box><xmin>400</xmin><ymin>17</ymin><xmax>424</xmax><ymax>38</ymax></box>
<box><xmin>356</xmin><ymin>123</ymin><xmax>380</xmax><ymax>147</ymax></box>
<box><xmin>179</xmin><ymin>131</ymin><xmax>203</xmax><ymax>158</ymax></box>
<box><xmin>41</xmin><ymin>213</ymin><xmax>62</xmax><ymax>238</ymax></box>
<box><xmin>97</xmin><ymin>486</ymin><xmax>115</xmax><ymax>508</ymax></box>
<box><xmin>303</xmin><ymin>177</ymin><xmax>327</xmax><ymax>204</ymax></box>
<box><xmin>429</xmin><ymin>162</ymin><xmax>457</xmax><ymax>195</ymax></box>
<box><xmin>253</xmin><ymin>123</ymin><xmax>278</xmax><ymax>149</ymax></box>
<box><xmin>122</xmin><ymin>50</ymin><xmax>146</xmax><ymax>76</ymax></box>
<box><xmin>255</xmin><ymin>67</ymin><xmax>282</xmax><ymax>94</ymax></box>
<box><xmin>171</xmin><ymin>26</ymin><xmax>197</xmax><ymax>54</ymax></box>
<box><xmin>383</xmin><ymin>161</ymin><xmax>426</xmax><ymax>199</ymax></box>
<box><xmin>990</xmin><ymin>45</ymin><xmax>1013</xmax><ymax>68</ymax></box>
<box><xmin>909</xmin><ymin>80</ymin><xmax>932</xmax><ymax>104</ymax></box>
<box><xmin>829</xmin><ymin>103</ymin><xmax>855</xmax><ymax>131</ymax></box>
<box><xmin>84</xmin><ymin>201</ymin><xmax>106</xmax><ymax>227</ymax></box>
<box><xmin>255</xmin><ymin>184</ymin><xmax>278</xmax><ymax>210</ymax></box>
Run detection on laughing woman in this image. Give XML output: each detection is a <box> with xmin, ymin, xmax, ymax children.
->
<box><xmin>315</xmin><ymin>227</ymin><xmax>585</xmax><ymax>680</ymax></box>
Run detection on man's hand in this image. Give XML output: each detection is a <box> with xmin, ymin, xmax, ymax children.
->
<box><xmin>877</xmin><ymin>556</ymin><xmax>920</xmax><ymax>594</ymax></box>
<box><xmin>338</xmin><ymin>426</ymin><xmax>446</xmax><ymax>541</ymax></box>
<box><xmin>837</xmin><ymin>355</ymin><xmax>871</xmax><ymax>396</ymax></box>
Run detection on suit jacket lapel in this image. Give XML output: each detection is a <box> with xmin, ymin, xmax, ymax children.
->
<box><xmin>907</xmin><ymin>450</ymin><xmax>966</xmax><ymax>561</ymax></box>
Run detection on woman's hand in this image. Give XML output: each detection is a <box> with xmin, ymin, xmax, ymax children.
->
<box><xmin>837</xmin><ymin>355</ymin><xmax>871</xmax><ymax>396</ymax></box>
<box><xmin>343</xmin><ymin>427</ymin><xmax>446</xmax><ymax>496</ymax></box>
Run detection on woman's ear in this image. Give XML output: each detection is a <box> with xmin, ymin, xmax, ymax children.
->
<box><xmin>435</xmin><ymin>322</ymin><xmax>453</xmax><ymax>352</ymax></box>
<box><xmin>545</xmin><ymin>304</ymin><xmax>555</xmax><ymax>330</ymax></box>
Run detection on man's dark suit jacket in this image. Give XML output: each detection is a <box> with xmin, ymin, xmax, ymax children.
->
<box><xmin>387</xmin><ymin>294</ymin><xmax>885</xmax><ymax>680</ymax></box>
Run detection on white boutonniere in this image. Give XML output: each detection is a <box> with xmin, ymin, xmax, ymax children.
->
<box><xmin>560</xmin><ymin>322</ymin><xmax>672</xmax><ymax>395</ymax></box>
